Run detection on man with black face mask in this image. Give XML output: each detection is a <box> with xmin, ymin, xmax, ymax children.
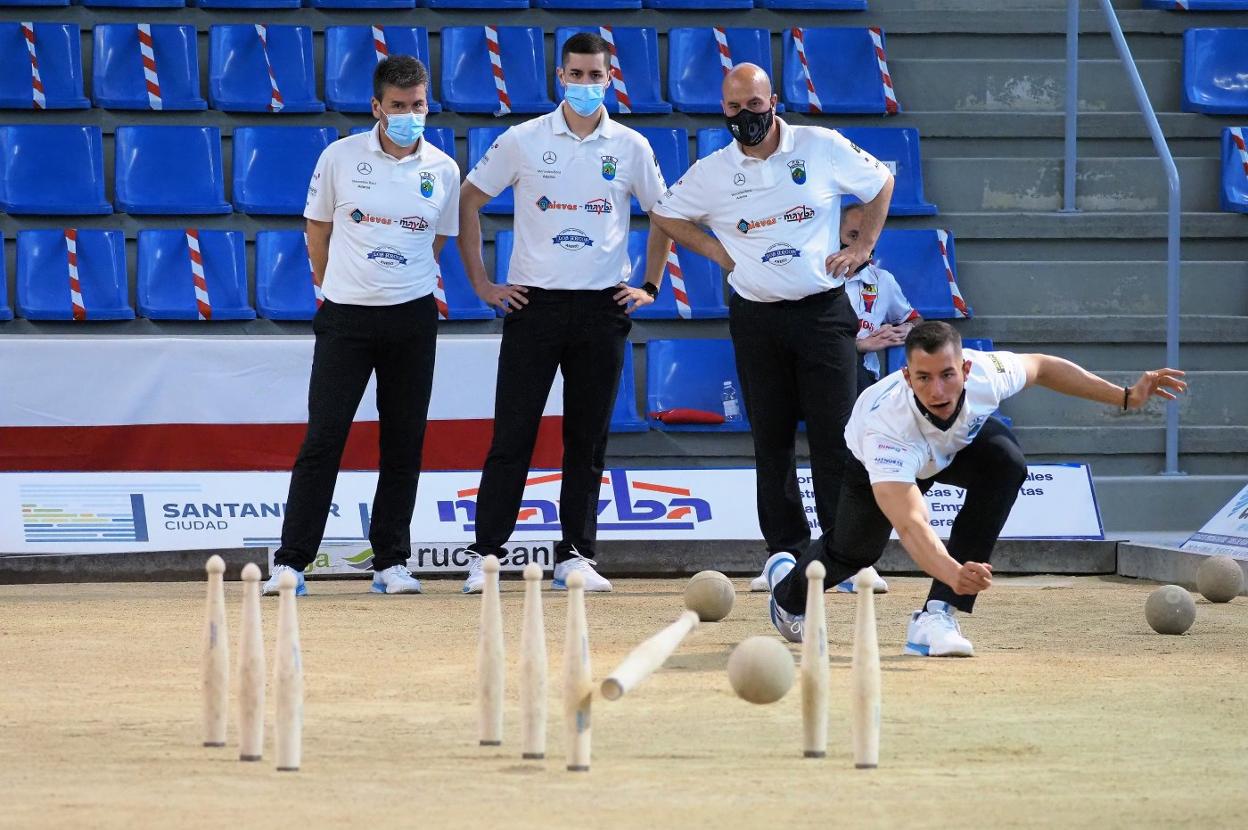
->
<box><xmin>652</xmin><ymin>63</ymin><xmax>895</xmax><ymax>596</ymax></box>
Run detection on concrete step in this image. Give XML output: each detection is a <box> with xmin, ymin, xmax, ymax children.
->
<box><xmin>998</xmin><ymin>370</ymin><xmax>1245</xmax><ymax>427</ymax></box>
<box><xmin>1094</xmin><ymin>474</ymin><xmax>1246</xmax><ymax>534</ymax></box>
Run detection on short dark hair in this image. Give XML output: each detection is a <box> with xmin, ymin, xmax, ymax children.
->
<box><xmin>561</xmin><ymin>32</ymin><xmax>611</xmax><ymax>70</ymax></box>
<box><xmin>373</xmin><ymin>55</ymin><xmax>428</xmax><ymax>103</ymax></box>
<box><xmin>839</xmin><ymin>203</ymin><xmax>865</xmax><ymax>224</ymax></box>
<box><xmin>905</xmin><ymin>320</ymin><xmax>962</xmax><ymax>358</ymax></box>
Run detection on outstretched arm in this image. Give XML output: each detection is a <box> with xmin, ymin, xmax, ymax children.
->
<box><xmin>1018</xmin><ymin>354</ymin><xmax>1187</xmax><ymax>410</ymax></box>
<box><xmin>871</xmin><ymin>482</ymin><xmax>993</xmax><ymax>596</ymax></box>
<box><xmin>650</xmin><ymin>214</ymin><xmax>734</xmax><ymax>272</ymax></box>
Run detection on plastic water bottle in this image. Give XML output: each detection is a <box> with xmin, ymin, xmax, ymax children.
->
<box><xmin>721</xmin><ymin>381</ymin><xmax>741</xmax><ymax>422</ymax></box>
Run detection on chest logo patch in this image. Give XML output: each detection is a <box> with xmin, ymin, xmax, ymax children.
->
<box><xmin>420</xmin><ymin>172</ymin><xmax>435</xmax><ymax>198</ymax></box>
<box><xmin>552</xmin><ymin>228</ymin><xmax>594</xmax><ymax>251</ymax></box>
<box><xmin>862</xmin><ymin>283</ymin><xmax>877</xmax><ymax>313</ymax></box>
<box><xmin>583</xmin><ymin>198</ymin><xmax>612</xmax><ymax>215</ymax></box>
<box><xmin>783</xmin><ymin>205</ymin><xmax>815</xmax><ymax>223</ymax></box>
<box><xmin>787</xmin><ymin>159</ymin><xmax>807</xmax><ymax>185</ymax></box>
<box><xmin>601</xmin><ymin>155</ymin><xmax>618</xmax><ymax>181</ymax></box>
<box><xmin>761</xmin><ymin>243</ymin><xmax>801</xmax><ymax>266</ymax></box>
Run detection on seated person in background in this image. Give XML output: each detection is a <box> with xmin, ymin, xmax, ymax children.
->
<box><xmin>838</xmin><ymin>204</ymin><xmax>921</xmax><ymax>392</ymax></box>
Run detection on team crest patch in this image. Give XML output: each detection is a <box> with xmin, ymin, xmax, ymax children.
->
<box><xmin>420</xmin><ymin>172</ymin><xmax>435</xmax><ymax>198</ymax></box>
<box><xmin>862</xmin><ymin>283</ymin><xmax>877</xmax><ymax>313</ymax></box>
<box><xmin>787</xmin><ymin>159</ymin><xmax>807</xmax><ymax>185</ymax></box>
<box><xmin>601</xmin><ymin>155</ymin><xmax>618</xmax><ymax>181</ymax></box>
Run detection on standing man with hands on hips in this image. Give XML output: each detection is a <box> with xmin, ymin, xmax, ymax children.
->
<box><xmin>457</xmin><ymin>33</ymin><xmax>671</xmax><ymax>594</ymax></box>
<box><xmin>650</xmin><ymin>63</ymin><xmax>896</xmax><ymax>597</ymax></box>
<box><xmin>264</xmin><ymin>56</ymin><xmax>459</xmax><ymax>598</ymax></box>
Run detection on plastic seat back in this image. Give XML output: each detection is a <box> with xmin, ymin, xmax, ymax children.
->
<box><xmin>325</xmin><ymin>26</ymin><xmax>438</xmax><ymax>112</ymax></box>
<box><xmin>0</xmin><ymin>22</ymin><xmax>88</xmax><ymax>109</ymax></box>
<box><xmin>554</xmin><ymin>27</ymin><xmax>670</xmax><ymax>114</ymax></box>
<box><xmin>17</xmin><ymin>229</ymin><xmax>133</xmax><ymax>320</ymax></box>
<box><xmin>0</xmin><ymin>125</ymin><xmax>111</xmax><ymax>215</ymax></box>
<box><xmin>645</xmin><ymin>339</ymin><xmax>750</xmax><ymax>432</ymax></box>
<box><xmin>209</xmin><ymin>25</ymin><xmax>323</xmax><ymax>113</ymax></box>
<box><xmin>440</xmin><ymin>26</ymin><xmax>552</xmax><ymax>113</ymax></box>
<box><xmin>232</xmin><ymin>126</ymin><xmax>337</xmax><ymax>215</ymax></box>
<box><xmin>137</xmin><ymin>229</ymin><xmax>254</xmax><ymax>320</ymax></box>
<box><xmin>781</xmin><ymin>27</ymin><xmax>899</xmax><ymax>114</ymax></box>
<box><xmin>114</xmin><ymin>126</ymin><xmax>231</xmax><ymax>215</ymax></box>
<box><xmin>93</xmin><ymin>23</ymin><xmax>205</xmax><ymax>110</ymax></box>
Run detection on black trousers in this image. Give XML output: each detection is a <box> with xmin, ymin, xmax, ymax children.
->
<box><xmin>728</xmin><ymin>288</ymin><xmax>860</xmax><ymax>555</ymax></box>
<box><xmin>274</xmin><ymin>296</ymin><xmax>438</xmax><ymax>572</ymax></box>
<box><xmin>471</xmin><ymin>287</ymin><xmax>630</xmax><ymax>563</ymax></box>
<box><xmin>774</xmin><ymin>417</ymin><xmax>1028</xmax><ymax>615</ymax></box>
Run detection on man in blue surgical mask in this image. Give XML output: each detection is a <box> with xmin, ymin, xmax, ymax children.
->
<box><xmin>457</xmin><ymin>33</ymin><xmax>671</xmax><ymax>594</ymax></box>
<box><xmin>265</xmin><ymin>56</ymin><xmax>460</xmax><ymax>598</ymax></box>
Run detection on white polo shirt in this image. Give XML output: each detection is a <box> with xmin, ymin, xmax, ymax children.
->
<box><xmin>846</xmin><ymin>263</ymin><xmax>921</xmax><ymax>379</ymax></box>
<box><xmin>466</xmin><ymin>106</ymin><xmax>666</xmax><ymax>290</ymax></box>
<box><xmin>653</xmin><ymin>120</ymin><xmax>891</xmax><ymax>303</ymax></box>
<box><xmin>305</xmin><ymin>124</ymin><xmax>460</xmax><ymax>306</ymax></box>
<box><xmin>845</xmin><ymin>349</ymin><xmax>1029</xmax><ymax>484</ymax></box>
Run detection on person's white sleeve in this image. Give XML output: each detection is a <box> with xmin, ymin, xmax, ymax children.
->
<box><xmin>861</xmin><ymin>431</ymin><xmax>925</xmax><ymax>485</ymax></box>
<box><xmin>632</xmin><ymin>137</ymin><xmax>668</xmax><ymax>213</ymax></box>
<box><xmin>303</xmin><ymin>147</ymin><xmax>335</xmax><ymax>222</ymax></box>
<box><xmin>984</xmin><ymin>350</ymin><xmax>1030</xmax><ymax>402</ymax></box>
<box><xmin>828</xmin><ymin>129</ymin><xmax>891</xmax><ymax>204</ymax></box>
<box><xmin>436</xmin><ymin>161</ymin><xmax>460</xmax><ymax>236</ymax></box>
<box><xmin>465</xmin><ymin>127</ymin><xmax>520</xmax><ymax>198</ymax></box>
<box><xmin>877</xmin><ymin>269</ymin><xmax>919</xmax><ymax>324</ymax></box>
<box><xmin>652</xmin><ymin>161</ymin><xmax>710</xmax><ymax>224</ymax></box>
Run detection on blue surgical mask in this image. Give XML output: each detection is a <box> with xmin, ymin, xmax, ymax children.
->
<box><xmin>383</xmin><ymin>111</ymin><xmax>424</xmax><ymax>148</ymax></box>
<box><xmin>563</xmin><ymin>82</ymin><xmax>607</xmax><ymax>117</ymax></box>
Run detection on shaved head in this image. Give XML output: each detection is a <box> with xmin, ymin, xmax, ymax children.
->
<box><xmin>722</xmin><ymin>63</ymin><xmax>774</xmax><ymax>111</ymax></box>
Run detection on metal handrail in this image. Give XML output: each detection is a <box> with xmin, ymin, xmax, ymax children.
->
<box><xmin>1062</xmin><ymin>0</ymin><xmax>1182</xmax><ymax>475</ymax></box>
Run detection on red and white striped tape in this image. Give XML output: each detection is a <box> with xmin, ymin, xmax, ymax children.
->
<box><xmin>303</xmin><ymin>232</ymin><xmax>323</xmax><ymax>309</ymax></box>
<box><xmin>65</xmin><ymin>229</ymin><xmax>86</xmax><ymax>321</ymax></box>
<box><xmin>665</xmin><ymin>242</ymin><xmax>691</xmax><ymax>320</ymax></box>
<box><xmin>1174</xmin><ymin>0</ymin><xmax>1190</xmax><ymax>8</ymax></box>
<box><xmin>254</xmin><ymin>24</ymin><xmax>284</xmax><ymax>113</ymax></box>
<box><xmin>186</xmin><ymin>229</ymin><xmax>212</xmax><ymax>321</ymax></box>
<box><xmin>935</xmin><ymin>230</ymin><xmax>970</xmax><ymax>319</ymax></box>
<box><xmin>712</xmin><ymin>27</ymin><xmax>733</xmax><ymax>76</ymax></box>
<box><xmin>371</xmin><ymin>25</ymin><xmax>388</xmax><ymax>63</ymax></box>
<box><xmin>433</xmin><ymin>268</ymin><xmax>450</xmax><ymax>320</ymax></box>
<box><xmin>21</xmin><ymin>22</ymin><xmax>45</xmax><ymax>110</ymax></box>
<box><xmin>484</xmin><ymin>26</ymin><xmax>511</xmax><ymax>116</ymax></box>
<box><xmin>1230</xmin><ymin>127</ymin><xmax>1248</xmax><ymax>181</ymax></box>
<box><xmin>868</xmin><ymin>27</ymin><xmax>899</xmax><ymax>115</ymax></box>
<box><xmin>791</xmin><ymin>28</ymin><xmax>822</xmax><ymax>114</ymax></box>
<box><xmin>599</xmin><ymin>27</ymin><xmax>632</xmax><ymax>114</ymax></box>
<box><xmin>137</xmin><ymin>24</ymin><xmax>163</xmax><ymax>110</ymax></box>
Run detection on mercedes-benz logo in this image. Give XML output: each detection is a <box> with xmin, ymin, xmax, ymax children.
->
<box><xmin>542</xmin><ymin>151</ymin><xmax>557</xmax><ymax>165</ymax></box>
<box><xmin>357</xmin><ymin>162</ymin><xmax>373</xmax><ymax>175</ymax></box>
<box><xmin>733</xmin><ymin>173</ymin><xmax>746</xmax><ymax>186</ymax></box>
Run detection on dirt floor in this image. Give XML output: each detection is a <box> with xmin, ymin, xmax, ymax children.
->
<box><xmin>1</xmin><ymin>574</ymin><xmax>1246</xmax><ymax>829</ymax></box>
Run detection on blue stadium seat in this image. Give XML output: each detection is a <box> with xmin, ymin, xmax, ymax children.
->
<box><xmin>781</xmin><ymin>28</ymin><xmax>899</xmax><ymax>114</ymax></box>
<box><xmin>441</xmin><ymin>27</ymin><xmax>552</xmax><ymax>112</ymax></box>
<box><xmin>0</xmin><ymin>0</ymin><xmax>69</xmax><ymax>7</ymax></box>
<box><xmin>350</xmin><ymin>124</ymin><xmax>456</xmax><ymax>158</ymax></box>
<box><xmin>232</xmin><ymin>127</ymin><xmax>336</xmax><ymax>215</ymax></box>
<box><xmin>611</xmin><ymin>348</ymin><xmax>648</xmax><ymax>432</ymax></box>
<box><xmin>114</xmin><ymin>126</ymin><xmax>231</xmax><ymax>215</ymax></box>
<box><xmin>137</xmin><ymin>230</ymin><xmax>255</xmax><ymax>320</ymax></box>
<box><xmin>539</xmin><ymin>0</ymin><xmax>638</xmax><ymax>11</ymax></box>
<box><xmin>1222</xmin><ymin>127</ymin><xmax>1248</xmax><ymax>213</ymax></box>
<box><xmin>837</xmin><ymin>127</ymin><xmax>937</xmax><ymax>216</ymax></box>
<box><xmin>437</xmin><ymin>242</ymin><xmax>497</xmax><ymax>320</ymax></box>
<box><xmin>93</xmin><ymin>24</ymin><xmax>205</xmax><ymax>110</ymax></box>
<box><xmin>643</xmin><ymin>0</ymin><xmax>751</xmax><ymax>8</ymax></box>
<box><xmin>762</xmin><ymin>0</ymin><xmax>865</xmax><ymax>8</ymax></box>
<box><xmin>1183</xmin><ymin>28</ymin><xmax>1248</xmax><ymax>115</ymax></box>
<box><xmin>873</xmin><ymin>229</ymin><xmax>972</xmax><ymax>320</ymax></box>
<box><xmin>0</xmin><ymin>234</ymin><xmax>11</xmax><ymax>321</ymax></box>
<box><xmin>200</xmin><ymin>0</ymin><xmax>298</xmax><ymax>8</ymax></box>
<box><xmin>668</xmin><ymin>28</ymin><xmax>777</xmax><ymax>114</ymax></box>
<box><xmin>16</xmin><ymin>230</ymin><xmax>133</xmax><ymax>320</ymax></box>
<box><xmin>82</xmin><ymin>0</ymin><xmax>184</xmax><ymax>7</ymax></box>
<box><xmin>696</xmin><ymin>127</ymin><xmax>733</xmax><ymax>159</ymax></box>
<box><xmin>1143</xmin><ymin>1</ymin><xmax>1248</xmax><ymax>9</ymax></box>
<box><xmin>0</xmin><ymin>125</ymin><xmax>110</xmax><ymax>215</ymax></box>
<box><xmin>208</xmin><ymin>25</ymin><xmax>323</xmax><ymax>113</ymax></box>
<box><xmin>0</xmin><ymin>23</ymin><xmax>88</xmax><ymax>109</ymax></box>
<box><xmin>425</xmin><ymin>0</ymin><xmax>527</xmax><ymax>7</ymax></box>
<box><xmin>325</xmin><ymin>26</ymin><xmax>438</xmax><ymax>112</ymax></box>
<box><xmin>554</xmin><ymin>28</ymin><xmax>671</xmax><ymax>114</ymax></box>
<box><xmin>315</xmin><ymin>0</ymin><xmax>413</xmax><ymax>7</ymax></box>
<box><xmin>645</xmin><ymin>339</ymin><xmax>750</xmax><ymax>432</ymax></box>
<box><xmin>625</xmin><ymin>231</ymin><xmax>728</xmax><ymax>319</ymax></box>
<box><xmin>255</xmin><ymin>230</ymin><xmax>319</xmax><ymax>321</ymax></box>
<box><xmin>633</xmin><ymin>127</ymin><xmax>689</xmax><ymax>215</ymax></box>
<box><xmin>468</xmin><ymin>127</ymin><xmax>513</xmax><ymax>214</ymax></box>
<box><xmin>493</xmin><ymin>229</ymin><xmax>516</xmax><ymax>287</ymax></box>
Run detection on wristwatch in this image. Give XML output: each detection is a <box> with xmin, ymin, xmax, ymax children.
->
<box><xmin>641</xmin><ymin>281</ymin><xmax>660</xmax><ymax>298</ymax></box>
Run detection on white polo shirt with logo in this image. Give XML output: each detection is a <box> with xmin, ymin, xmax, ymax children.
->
<box><xmin>845</xmin><ymin>348</ymin><xmax>1029</xmax><ymax>485</ymax></box>
<box><xmin>846</xmin><ymin>263</ymin><xmax>921</xmax><ymax>379</ymax></box>
<box><xmin>466</xmin><ymin>106</ymin><xmax>666</xmax><ymax>290</ymax></box>
<box><xmin>305</xmin><ymin>124</ymin><xmax>460</xmax><ymax>306</ymax></box>
<box><xmin>653</xmin><ymin>120</ymin><xmax>891</xmax><ymax>303</ymax></box>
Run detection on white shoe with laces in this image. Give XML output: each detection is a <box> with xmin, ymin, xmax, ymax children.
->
<box><xmin>462</xmin><ymin>553</ymin><xmax>486</xmax><ymax>595</ymax></box>
<box><xmin>262</xmin><ymin>564</ymin><xmax>307</xmax><ymax>597</ymax></box>
<box><xmin>905</xmin><ymin>600</ymin><xmax>974</xmax><ymax>657</ymax></box>
<box><xmin>370</xmin><ymin>565</ymin><xmax>422</xmax><ymax>595</ymax></box>
<box><xmin>749</xmin><ymin>570</ymin><xmax>770</xmax><ymax>592</ymax></box>
<box><xmin>552</xmin><ymin>552</ymin><xmax>612</xmax><ymax>592</ymax></box>
<box><xmin>764</xmin><ymin>552</ymin><xmax>804</xmax><ymax>643</ymax></box>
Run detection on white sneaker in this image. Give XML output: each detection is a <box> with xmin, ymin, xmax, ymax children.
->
<box><xmin>749</xmin><ymin>570</ymin><xmax>770</xmax><ymax>592</ymax></box>
<box><xmin>833</xmin><ymin>567</ymin><xmax>890</xmax><ymax>594</ymax></box>
<box><xmin>262</xmin><ymin>564</ymin><xmax>307</xmax><ymax>597</ymax></box>
<box><xmin>370</xmin><ymin>565</ymin><xmax>422</xmax><ymax>595</ymax></box>
<box><xmin>764</xmin><ymin>552</ymin><xmax>803</xmax><ymax>643</ymax></box>
<box><xmin>904</xmin><ymin>600</ymin><xmax>974</xmax><ymax>657</ymax></box>
<box><xmin>552</xmin><ymin>552</ymin><xmax>613</xmax><ymax>592</ymax></box>
<box><xmin>462</xmin><ymin>553</ymin><xmax>485</xmax><ymax>595</ymax></box>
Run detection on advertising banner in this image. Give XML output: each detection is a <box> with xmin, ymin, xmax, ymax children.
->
<box><xmin>1181</xmin><ymin>482</ymin><xmax>1248</xmax><ymax>559</ymax></box>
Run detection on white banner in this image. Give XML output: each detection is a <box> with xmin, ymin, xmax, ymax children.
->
<box><xmin>0</xmin><ymin>464</ymin><xmax>1102</xmax><ymax>558</ymax></box>
<box><xmin>1181</xmin><ymin>482</ymin><xmax>1248</xmax><ymax>559</ymax></box>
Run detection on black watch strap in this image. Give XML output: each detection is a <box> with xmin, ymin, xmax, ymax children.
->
<box><xmin>642</xmin><ymin>281</ymin><xmax>660</xmax><ymax>298</ymax></box>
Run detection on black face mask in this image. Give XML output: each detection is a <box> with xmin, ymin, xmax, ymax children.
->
<box><xmin>839</xmin><ymin>242</ymin><xmax>874</xmax><ymax>275</ymax></box>
<box><xmin>725</xmin><ymin>106</ymin><xmax>774</xmax><ymax>147</ymax></box>
<box><xmin>914</xmin><ymin>389</ymin><xmax>968</xmax><ymax>432</ymax></box>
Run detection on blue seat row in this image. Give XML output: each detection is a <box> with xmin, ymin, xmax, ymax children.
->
<box><xmin>1222</xmin><ymin>127</ymin><xmax>1248</xmax><ymax>213</ymax></box>
<box><xmin>1</xmin><ymin>0</ymin><xmax>864</xmax><ymax>8</ymax></box>
<box><xmin>1</xmin><ymin>24</ymin><xmax>900</xmax><ymax>116</ymax></box>
<box><xmin>1183</xmin><ymin>28</ymin><xmax>1248</xmax><ymax>115</ymax></box>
